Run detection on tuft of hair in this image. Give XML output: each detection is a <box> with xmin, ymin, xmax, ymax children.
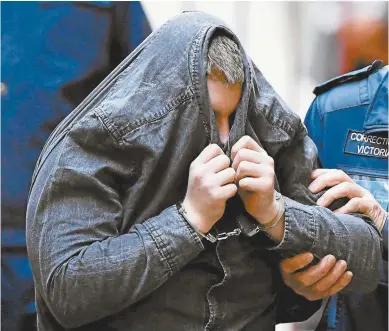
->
<box><xmin>207</xmin><ymin>35</ymin><xmax>244</xmax><ymax>85</ymax></box>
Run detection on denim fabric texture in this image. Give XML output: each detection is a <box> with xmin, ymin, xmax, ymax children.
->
<box><xmin>26</xmin><ymin>12</ymin><xmax>382</xmax><ymax>330</ymax></box>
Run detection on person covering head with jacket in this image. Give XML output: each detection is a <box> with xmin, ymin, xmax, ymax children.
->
<box><xmin>26</xmin><ymin>12</ymin><xmax>382</xmax><ymax>330</ymax></box>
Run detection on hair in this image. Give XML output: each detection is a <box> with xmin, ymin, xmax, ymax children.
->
<box><xmin>207</xmin><ymin>35</ymin><xmax>244</xmax><ymax>85</ymax></box>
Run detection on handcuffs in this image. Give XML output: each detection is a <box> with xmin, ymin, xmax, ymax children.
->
<box><xmin>177</xmin><ymin>191</ymin><xmax>285</xmax><ymax>243</ymax></box>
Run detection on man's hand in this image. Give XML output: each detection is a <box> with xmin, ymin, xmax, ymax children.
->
<box><xmin>280</xmin><ymin>253</ymin><xmax>353</xmax><ymax>301</ymax></box>
<box><xmin>183</xmin><ymin>144</ymin><xmax>237</xmax><ymax>234</ymax></box>
<box><xmin>231</xmin><ymin>136</ymin><xmax>277</xmax><ymax>224</ymax></box>
<box><xmin>310</xmin><ymin>169</ymin><xmax>387</xmax><ymax>230</ymax></box>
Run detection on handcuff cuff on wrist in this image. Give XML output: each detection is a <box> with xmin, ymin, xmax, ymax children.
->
<box><xmin>177</xmin><ymin>191</ymin><xmax>285</xmax><ymax>243</ymax></box>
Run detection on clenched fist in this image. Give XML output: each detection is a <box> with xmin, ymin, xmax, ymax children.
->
<box><xmin>183</xmin><ymin>144</ymin><xmax>237</xmax><ymax>234</ymax></box>
<box><xmin>231</xmin><ymin>136</ymin><xmax>278</xmax><ymax>224</ymax></box>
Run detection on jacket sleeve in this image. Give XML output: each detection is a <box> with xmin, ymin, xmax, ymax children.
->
<box><xmin>271</xmin><ymin>130</ymin><xmax>382</xmax><ymax>295</ymax></box>
<box><xmin>26</xmin><ymin>111</ymin><xmax>204</xmax><ymax>328</ymax></box>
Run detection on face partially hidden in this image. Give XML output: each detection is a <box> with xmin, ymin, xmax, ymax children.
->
<box><xmin>207</xmin><ymin>68</ymin><xmax>242</xmax><ymax>144</ymax></box>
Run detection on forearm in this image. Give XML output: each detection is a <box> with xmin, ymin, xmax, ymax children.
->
<box><xmin>32</xmin><ymin>205</ymin><xmax>203</xmax><ymax>328</ymax></box>
<box><xmin>270</xmin><ymin>197</ymin><xmax>382</xmax><ymax>293</ymax></box>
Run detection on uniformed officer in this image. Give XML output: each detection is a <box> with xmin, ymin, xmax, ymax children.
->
<box><xmin>281</xmin><ymin>60</ymin><xmax>388</xmax><ymax>331</ymax></box>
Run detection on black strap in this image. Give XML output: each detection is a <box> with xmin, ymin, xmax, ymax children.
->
<box><xmin>313</xmin><ymin>60</ymin><xmax>383</xmax><ymax>96</ymax></box>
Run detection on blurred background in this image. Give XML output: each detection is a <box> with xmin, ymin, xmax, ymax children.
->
<box><xmin>1</xmin><ymin>1</ymin><xmax>388</xmax><ymax>330</ymax></box>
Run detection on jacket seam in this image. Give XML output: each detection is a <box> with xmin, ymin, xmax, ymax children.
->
<box><xmin>189</xmin><ymin>25</ymin><xmax>212</xmax><ymax>141</ymax></box>
<box><xmin>95</xmin><ymin>87</ymin><xmax>195</xmax><ymax>145</ymax></box>
<box><xmin>143</xmin><ymin>218</ymin><xmax>176</xmax><ymax>274</ymax></box>
<box><xmin>318</xmin><ymin>102</ymin><xmax>370</xmax><ymax>114</ymax></box>
<box><xmin>121</xmin><ymin>87</ymin><xmax>195</xmax><ymax>135</ymax></box>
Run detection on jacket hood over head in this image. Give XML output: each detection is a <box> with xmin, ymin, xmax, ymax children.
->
<box><xmin>37</xmin><ymin>11</ymin><xmax>305</xmax><ymax>169</ymax></box>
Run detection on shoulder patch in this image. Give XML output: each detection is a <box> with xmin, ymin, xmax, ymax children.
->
<box><xmin>344</xmin><ymin>130</ymin><xmax>388</xmax><ymax>159</ymax></box>
<box><xmin>313</xmin><ymin>60</ymin><xmax>383</xmax><ymax>96</ymax></box>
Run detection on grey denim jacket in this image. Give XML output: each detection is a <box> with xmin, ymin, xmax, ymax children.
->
<box><xmin>26</xmin><ymin>12</ymin><xmax>382</xmax><ymax>331</ymax></box>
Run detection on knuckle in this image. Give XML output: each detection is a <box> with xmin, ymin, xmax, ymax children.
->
<box><xmin>296</xmin><ymin>276</ymin><xmax>309</xmax><ymax>288</ymax></box>
<box><xmin>243</xmin><ymin>135</ymin><xmax>251</xmax><ymax>142</ymax></box>
<box><xmin>236</xmin><ymin>149</ymin><xmax>246</xmax><ymax>160</ymax></box>
<box><xmin>263</xmin><ymin>178</ymin><xmax>274</xmax><ymax>190</ymax></box>
<box><xmin>335</xmin><ymin>169</ymin><xmax>344</xmax><ymax>178</ymax></box>
<box><xmin>210</xmin><ymin>144</ymin><xmax>222</xmax><ymax>154</ymax></box>
<box><xmin>228</xmin><ymin>168</ymin><xmax>236</xmax><ymax>179</ymax></box>
<box><xmin>240</xmin><ymin>160</ymin><xmax>250</xmax><ymax>171</ymax></box>
<box><xmin>312</xmin><ymin>283</ymin><xmax>325</xmax><ymax>293</ymax></box>
<box><xmin>300</xmin><ymin>279</ymin><xmax>310</xmax><ymax>288</ymax></box>
<box><xmin>230</xmin><ymin>185</ymin><xmax>238</xmax><ymax>196</ymax></box>
<box><xmin>192</xmin><ymin>168</ymin><xmax>203</xmax><ymax>181</ymax></box>
<box><xmin>320</xmin><ymin>266</ymin><xmax>329</xmax><ymax>276</ymax></box>
<box><xmin>209</xmin><ymin>189</ymin><xmax>219</xmax><ymax>201</ymax></box>
<box><xmin>222</xmin><ymin>155</ymin><xmax>231</xmax><ymax>167</ymax></box>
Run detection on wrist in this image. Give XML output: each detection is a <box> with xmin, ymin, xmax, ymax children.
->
<box><xmin>253</xmin><ymin>195</ymin><xmax>279</xmax><ymax>225</ymax></box>
<box><xmin>182</xmin><ymin>199</ymin><xmax>212</xmax><ymax>234</ymax></box>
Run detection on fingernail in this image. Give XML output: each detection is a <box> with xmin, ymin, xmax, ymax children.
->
<box><xmin>317</xmin><ymin>197</ymin><xmax>324</xmax><ymax>206</ymax></box>
<box><xmin>326</xmin><ymin>255</ymin><xmax>335</xmax><ymax>265</ymax></box>
<box><xmin>307</xmin><ymin>253</ymin><xmax>314</xmax><ymax>262</ymax></box>
<box><xmin>337</xmin><ymin>260</ymin><xmax>346</xmax><ymax>268</ymax></box>
<box><xmin>346</xmin><ymin>271</ymin><xmax>353</xmax><ymax>278</ymax></box>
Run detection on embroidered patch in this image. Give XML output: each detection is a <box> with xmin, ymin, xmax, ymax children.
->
<box><xmin>344</xmin><ymin>130</ymin><xmax>388</xmax><ymax>159</ymax></box>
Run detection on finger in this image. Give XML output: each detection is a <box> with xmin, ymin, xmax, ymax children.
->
<box><xmin>206</xmin><ymin>154</ymin><xmax>231</xmax><ymax>173</ymax></box>
<box><xmin>216</xmin><ymin>183</ymin><xmax>238</xmax><ymax>200</ymax></box>
<box><xmin>327</xmin><ymin>271</ymin><xmax>353</xmax><ymax>297</ymax></box>
<box><xmin>317</xmin><ymin>182</ymin><xmax>364</xmax><ymax>207</ymax></box>
<box><xmin>215</xmin><ymin>167</ymin><xmax>236</xmax><ymax>186</ymax></box>
<box><xmin>231</xmin><ymin>148</ymin><xmax>265</xmax><ymax>170</ymax></box>
<box><xmin>239</xmin><ymin>176</ymin><xmax>273</xmax><ymax>192</ymax></box>
<box><xmin>196</xmin><ymin>144</ymin><xmax>224</xmax><ymax>164</ymax></box>
<box><xmin>280</xmin><ymin>253</ymin><xmax>314</xmax><ymax>274</ymax></box>
<box><xmin>294</xmin><ymin>255</ymin><xmax>336</xmax><ymax>288</ymax></box>
<box><xmin>334</xmin><ymin>197</ymin><xmax>369</xmax><ymax>215</ymax></box>
<box><xmin>231</xmin><ymin>136</ymin><xmax>264</xmax><ymax>160</ymax></box>
<box><xmin>308</xmin><ymin>170</ymin><xmax>353</xmax><ymax>193</ymax></box>
<box><xmin>311</xmin><ymin>169</ymin><xmax>334</xmax><ymax>180</ymax></box>
<box><xmin>236</xmin><ymin>162</ymin><xmax>271</xmax><ymax>182</ymax></box>
<box><xmin>310</xmin><ymin>260</ymin><xmax>348</xmax><ymax>293</ymax></box>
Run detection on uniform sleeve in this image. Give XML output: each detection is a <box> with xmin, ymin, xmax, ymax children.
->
<box><xmin>26</xmin><ymin>111</ymin><xmax>203</xmax><ymax>328</ymax></box>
